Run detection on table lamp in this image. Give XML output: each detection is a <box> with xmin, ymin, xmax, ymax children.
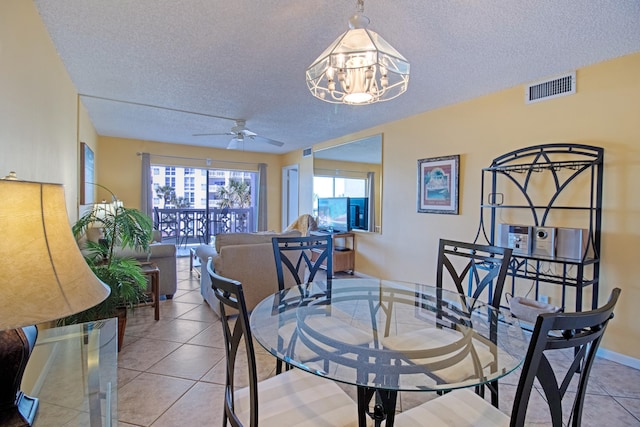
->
<box><xmin>0</xmin><ymin>177</ymin><xmax>110</xmax><ymax>426</ymax></box>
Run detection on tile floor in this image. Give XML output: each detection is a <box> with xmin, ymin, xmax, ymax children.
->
<box><xmin>112</xmin><ymin>257</ymin><xmax>640</xmax><ymax>426</ymax></box>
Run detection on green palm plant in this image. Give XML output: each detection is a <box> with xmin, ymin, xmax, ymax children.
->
<box><xmin>155</xmin><ymin>185</ymin><xmax>175</xmax><ymax>207</ymax></box>
<box><xmin>61</xmin><ymin>203</ymin><xmax>154</xmax><ymax>324</ymax></box>
<box><xmin>217</xmin><ymin>179</ymin><xmax>251</xmax><ymax>208</ymax></box>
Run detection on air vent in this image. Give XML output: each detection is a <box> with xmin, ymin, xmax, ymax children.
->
<box><xmin>303</xmin><ymin>147</ymin><xmax>312</xmax><ymax>157</ymax></box>
<box><xmin>525</xmin><ymin>72</ymin><xmax>576</xmax><ymax>104</ymax></box>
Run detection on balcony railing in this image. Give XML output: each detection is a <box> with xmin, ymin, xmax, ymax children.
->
<box><xmin>153</xmin><ymin>207</ymin><xmax>255</xmax><ymax>246</ymax></box>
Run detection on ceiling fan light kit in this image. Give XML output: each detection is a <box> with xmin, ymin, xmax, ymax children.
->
<box><xmin>306</xmin><ymin>0</ymin><xmax>410</xmax><ymax>105</ymax></box>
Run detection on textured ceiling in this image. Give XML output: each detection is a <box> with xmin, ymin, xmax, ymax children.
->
<box><xmin>34</xmin><ymin>0</ymin><xmax>640</xmax><ymax>154</ymax></box>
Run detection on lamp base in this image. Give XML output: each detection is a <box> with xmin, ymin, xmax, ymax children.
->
<box><xmin>0</xmin><ymin>327</ymin><xmax>39</xmax><ymax>427</ymax></box>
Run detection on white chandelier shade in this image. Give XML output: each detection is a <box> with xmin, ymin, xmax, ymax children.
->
<box><xmin>306</xmin><ymin>3</ymin><xmax>410</xmax><ymax>105</ymax></box>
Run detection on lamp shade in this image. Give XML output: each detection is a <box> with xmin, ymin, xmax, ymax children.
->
<box><xmin>0</xmin><ymin>180</ymin><xmax>110</xmax><ymax>330</ymax></box>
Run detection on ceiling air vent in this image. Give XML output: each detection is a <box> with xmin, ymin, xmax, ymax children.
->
<box><xmin>525</xmin><ymin>72</ymin><xmax>576</xmax><ymax>104</ymax></box>
<box><xmin>303</xmin><ymin>147</ymin><xmax>312</xmax><ymax>157</ymax></box>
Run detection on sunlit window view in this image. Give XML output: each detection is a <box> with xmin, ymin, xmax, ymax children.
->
<box><xmin>313</xmin><ymin>176</ymin><xmax>366</xmax><ymax>215</ymax></box>
<box><xmin>150</xmin><ymin>165</ymin><xmax>258</xmax><ymax>245</ymax></box>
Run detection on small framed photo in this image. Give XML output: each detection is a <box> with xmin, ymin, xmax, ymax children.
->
<box><xmin>417</xmin><ymin>154</ymin><xmax>460</xmax><ymax>214</ymax></box>
<box><xmin>80</xmin><ymin>142</ymin><xmax>95</xmax><ymax>205</ymax></box>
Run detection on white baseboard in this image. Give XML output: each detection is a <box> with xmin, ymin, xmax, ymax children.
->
<box><xmin>597</xmin><ymin>348</ymin><xmax>640</xmax><ymax>370</ymax></box>
<box><xmin>351</xmin><ymin>270</ymin><xmax>375</xmax><ymax>279</ymax></box>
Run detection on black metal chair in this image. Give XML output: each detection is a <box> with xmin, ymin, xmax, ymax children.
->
<box><xmin>206</xmin><ymin>261</ymin><xmax>358</xmax><ymax>427</ymax></box>
<box><xmin>383</xmin><ymin>239</ymin><xmax>513</xmax><ymax>407</ymax></box>
<box><xmin>271</xmin><ymin>235</ymin><xmax>371</xmax><ymax>375</ymax></box>
<box><xmin>395</xmin><ymin>287</ymin><xmax>621</xmax><ymax>426</ymax></box>
<box><xmin>437</xmin><ymin>239</ymin><xmax>513</xmax><ymax>312</ymax></box>
<box><xmin>271</xmin><ymin>235</ymin><xmax>333</xmax><ymax>290</ymax></box>
<box><xmin>271</xmin><ymin>235</ymin><xmax>333</xmax><ymax>374</ymax></box>
<box><xmin>437</xmin><ymin>239</ymin><xmax>513</xmax><ymax>406</ymax></box>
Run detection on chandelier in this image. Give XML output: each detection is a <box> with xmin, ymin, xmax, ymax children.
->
<box><xmin>305</xmin><ymin>0</ymin><xmax>410</xmax><ymax>105</ymax></box>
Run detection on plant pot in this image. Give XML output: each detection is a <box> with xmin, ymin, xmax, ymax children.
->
<box><xmin>116</xmin><ymin>308</ymin><xmax>127</xmax><ymax>352</ymax></box>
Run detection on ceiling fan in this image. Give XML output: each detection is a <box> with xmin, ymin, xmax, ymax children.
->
<box><xmin>193</xmin><ymin>119</ymin><xmax>285</xmax><ymax>150</ymax></box>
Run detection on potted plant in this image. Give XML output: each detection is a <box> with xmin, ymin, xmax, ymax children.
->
<box><xmin>60</xmin><ymin>202</ymin><xmax>154</xmax><ymax>350</ymax></box>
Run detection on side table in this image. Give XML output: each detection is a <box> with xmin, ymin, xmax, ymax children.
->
<box><xmin>23</xmin><ymin>319</ymin><xmax>118</xmax><ymax>426</ymax></box>
<box><xmin>139</xmin><ymin>262</ymin><xmax>160</xmax><ymax>321</ymax></box>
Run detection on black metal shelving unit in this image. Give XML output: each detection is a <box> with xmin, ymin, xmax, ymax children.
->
<box><xmin>474</xmin><ymin>143</ymin><xmax>604</xmax><ymax>312</ymax></box>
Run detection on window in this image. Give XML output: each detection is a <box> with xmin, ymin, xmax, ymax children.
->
<box><xmin>314</xmin><ymin>176</ymin><xmax>366</xmax><ymax>198</ymax></box>
<box><xmin>150</xmin><ymin>165</ymin><xmax>259</xmax><ymax>232</ymax></box>
<box><xmin>313</xmin><ymin>176</ymin><xmax>367</xmax><ymax>215</ymax></box>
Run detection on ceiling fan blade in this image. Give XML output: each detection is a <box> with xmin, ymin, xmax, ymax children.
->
<box><xmin>227</xmin><ymin>138</ymin><xmax>241</xmax><ymax>150</ymax></box>
<box><xmin>193</xmin><ymin>131</ymin><xmax>233</xmax><ymax>137</ymax></box>
<box><xmin>255</xmin><ymin>136</ymin><xmax>284</xmax><ymax>147</ymax></box>
<box><xmin>193</xmin><ymin>119</ymin><xmax>283</xmax><ymax>148</ymax></box>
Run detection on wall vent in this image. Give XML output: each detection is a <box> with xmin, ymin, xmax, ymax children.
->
<box><xmin>302</xmin><ymin>147</ymin><xmax>312</xmax><ymax>157</ymax></box>
<box><xmin>525</xmin><ymin>72</ymin><xmax>576</xmax><ymax>104</ymax></box>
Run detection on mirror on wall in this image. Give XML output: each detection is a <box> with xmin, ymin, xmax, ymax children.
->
<box><xmin>313</xmin><ymin>134</ymin><xmax>382</xmax><ymax>233</ymax></box>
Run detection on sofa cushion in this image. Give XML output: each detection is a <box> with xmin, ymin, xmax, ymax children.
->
<box><xmin>214</xmin><ymin>230</ymin><xmax>301</xmax><ymax>253</ymax></box>
<box><xmin>201</xmin><ymin>230</ymin><xmax>303</xmax><ymax>317</ymax></box>
<box><xmin>76</xmin><ymin>227</ymin><xmax>105</xmax><ymax>250</ymax></box>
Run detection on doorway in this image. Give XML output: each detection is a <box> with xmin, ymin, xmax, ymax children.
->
<box><xmin>282</xmin><ymin>165</ymin><xmax>299</xmax><ymax>230</ymax></box>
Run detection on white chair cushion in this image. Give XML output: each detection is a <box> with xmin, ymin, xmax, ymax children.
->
<box><xmin>234</xmin><ymin>368</ymin><xmax>358</xmax><ymax>426</ymax></box>
<box><xmin>382</xmin><ymin>327</ymin><xmax>496</xmax><ymax>385</ymax></box>
<box><xmin>395</xmin><ymin>388</ymin><xmax>509</xmax><ymax>426</ymax></box>
<box><xmin>279</xmin><ymin>313</ymin><xmax>372</xmax><ymax>365</ymax></box>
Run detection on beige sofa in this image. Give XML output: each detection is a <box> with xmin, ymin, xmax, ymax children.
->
<box><xmin>198</xmin><ymin>231</ymin><xmax>301</xmax><ymax>317</ymax></box>
<box><xmin>80</xmin><ymin>229</ymin><xmax>178</xmax><ymax>298</ymax></box>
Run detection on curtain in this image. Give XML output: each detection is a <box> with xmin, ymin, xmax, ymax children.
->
<box><xmin>140</xmin><ymin>153</ymin><xmax>153</xmax><ymax>219</ymax></box>
<box><xmin>367</xmin><ymin>171</ymin><xmax>376</xmax><ymax>232</ymax></box>
<box><xmin>257</xmin><ymin>163</ymin><xmax>268</xmax><ymax>231</ymax></box>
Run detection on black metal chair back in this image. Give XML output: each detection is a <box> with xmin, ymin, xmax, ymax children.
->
<box><xmin>511</xmin><ymin>288</ymin><xmax>621</xmax><ymax>427</ymax></box>
<box><xmin>272</xmin><ymin>235</ymin><xmax>333</xmax><ymax>291</ymax></box>
<box><xmin>437</xmin><ymin>239</ymin><xmax>513</xmax><ymax>311</ymax></box>
<box><xmin>206</xmin><ymin>260</ymin><xmax>258</xmax><ymax>427</ymax></box>
<box><xmin>436</xmin><ymin>239</ymin><xmax>512</xmax><ymax>406</ymax></box>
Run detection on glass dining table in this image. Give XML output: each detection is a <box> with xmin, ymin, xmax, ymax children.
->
<box><xmin>250</xmin><ymin>278</ymin><xmax>528</xmax><ymax>427</ymax></box>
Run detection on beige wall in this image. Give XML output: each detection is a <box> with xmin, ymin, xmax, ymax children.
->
<box><xmin>0</xmin><ymin>0</ymin><xmax>86</xmax><ymax>220</ymax></box>
<box><xmin>303</xmin><ymin>52</ymin><xmax>640</xmax><ymax>358</ymax></box>
<box><xmin>96</xmin><ymin>137</ymin><xmax>286</xmax><ymax>232</ymax></box>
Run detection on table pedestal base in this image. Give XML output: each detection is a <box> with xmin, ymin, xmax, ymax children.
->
<box><xmin>357</xmin><ymin>387</ymin><xmax>398</xmax><ymax>427</ymax></box>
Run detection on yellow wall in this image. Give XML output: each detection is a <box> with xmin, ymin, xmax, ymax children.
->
<box><xmin>0</xmin><ymin>0</ymin><xmax>86</xmax><ymax>220</ymax></box>
<box><xmin>305</xmin><ymin>52</ymin><xmax>640</xmax><ymax>358</ymax></box>
<box><xmin>96</xmin><ymin>137</ymin><xmax>286</xmax><ymax>232</ymax></box>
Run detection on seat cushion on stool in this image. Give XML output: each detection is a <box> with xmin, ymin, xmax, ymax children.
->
<box><xmin>395</xmin><ymin>388</ymin><xmax>508</xmax><ymax>426</ymax></box>
<box><xmin>234</xmin><ymin>368</ymin><xmax>358</xmax><ymax>426</ymax></box>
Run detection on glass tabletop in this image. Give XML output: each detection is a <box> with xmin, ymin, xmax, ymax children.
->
<box><xmin>250</xmin><ymin>278</ymin><xmax>528</xmax><ymax>393</ymax></box>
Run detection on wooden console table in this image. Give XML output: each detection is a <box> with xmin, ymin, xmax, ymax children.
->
<box><xmin>310</xmin><ymin>231</ymin><xmax>355</xmax><ymax>274</ymax></box>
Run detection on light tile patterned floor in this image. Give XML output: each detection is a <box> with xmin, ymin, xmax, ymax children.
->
<box><xmin>113</xmin><ymin>257</ymin><xmax>640</xmax><ymax>426</ymax></box>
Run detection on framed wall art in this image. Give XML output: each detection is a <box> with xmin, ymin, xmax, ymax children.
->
<box><xmin>417</xmin><ymin>154</ymin><xmax>459</xmax><ymax>214</ymax></box>
<box><xmin>80</xmin><ymin>142</ymin><xmax>95</xmax><ymax>205</ymax></box>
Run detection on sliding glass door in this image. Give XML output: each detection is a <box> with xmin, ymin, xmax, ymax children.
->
<box><xmin>151</xmin><ymin>165</ymin><xmax>258</xmax><ymax>245</ymax></box>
